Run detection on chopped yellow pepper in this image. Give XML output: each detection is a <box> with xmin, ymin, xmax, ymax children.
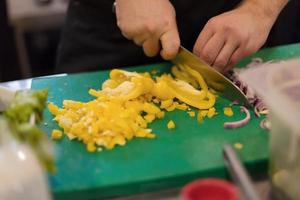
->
<box><xmin>48</xmin><ymin>64</ymin><xmax>218</xmax><ymax>153</ymax></box>
<box><xmin>51</xmin><ymin>129</ymin><xmax>63</xmax><ymax>140</ymax></box>
<box><xmin>48</xmin><ymin>102</ymin><xmax>63</xmax><ymax>115</ymax></box>
<box><xmin>188</xmin><ymin>111</ymin><xmax>196</xmax><ymax>117</ymax></box>
<box><xmin>176</xmin><ymin>103</ymin><xmax>189</xmax><ymax>111</ymax></box>
<box><xmin>144</xmin><ymin>114</ymin><xmax>156</xmax><ymax>123</ymax></box>
<box><xmin>87</xmin><ymin>142</ymin><xmax>96</xmax><ymax>152</ymax></box>
<box><xmin>223</xmin><ymin>107</ymin><xmax>234</xmax><ymax>117</ymax></box>
<box><xmin>207</xmin><ymin>107</ymin><xmax>216</xmax><ymax>118</ymax></box>
<box><xmin>167</xmin><ymin>120</ymin><xmax>176</xmax><ymax>129</ymax></box>
<box><xmin>234</xmin><ymin>143</ymin><xmax>243</xmax><ymax>150</ymax></box>
<box><xmin>197</xmin><ymin>111</ymin><xmax>203</xmax><ymax>123</ymax></box>
<box><xmin>156</xmin><ymin>111</ymin><xmax>165</xmax><ymax>119</ymax></box>
<box><xmin>200</xmin><ymin>110</ymin><xmax>208</xmax><ymax>117</ymax></box>
<box><xmin>166</xmin><ymin>103</ymin><xmax>176</xmax><ymax>111</ymax></box>
<box><xmin>160</xmin><ymin>99</ymin><xmax>173</xmax><ymax>109</ymax></box>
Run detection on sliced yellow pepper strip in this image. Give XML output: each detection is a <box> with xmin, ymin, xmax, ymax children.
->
<box><xmin>180</xmin><ymin>64</ymin><xmax>208</xmax><ymax>93</ymax></box>
<box><xmin>48</xmin><ymin>102</ymin><xmax>59</xmax><ymax>115</ymax></box>
<box><xmin>160</xmin><ymin>99</ymin><xmax>173</xmax><ymax>109</ymax></box>
<box><xmin>151</xmin><ymin>81</ymin><xmax>175</xmax><ymax>100</ymax></box>
<box><xmin>161</xmin><ymin>76</ymin><xmax>206</xmax><ymax>103</ymax></box>
<box><xmin>169</xmin><ymin>83</ymin><xmax>215</xmax><ymax>109</ymax></box>
<box><xmin>171</xmin><ymin>66</ymin><xmax>198</xmax><ymax>88</ymax></box>
<box><xmin>176</xmin><ymin>103</ymin><xmax>189</xmax><ymax>111</ymax></box>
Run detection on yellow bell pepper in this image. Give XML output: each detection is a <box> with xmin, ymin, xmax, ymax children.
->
<box><xmin>48</xmin><ymin>63</ymin><xmax>218</xmax><ymax>153</ymax></box>
<box><xmin>51</xmin><ymin>129</ymin><xmax>63</xmax><ymax>140</ymax></box>
<box><xmin>223</xmin><ymin>107</ymin><xmax>234</xmax><ymax>117</ymax></box>
<box><xmin>187</xmin><ymin>111</ymin><xmax>196</xmax><ymax>117</ymax></box>
<box><xmin>207</xmin><ymin>107</ymin><xmax>217</xmax><ymax>118</ymax></box>
<box><xmin>181</xmin><ymin>64</ymin><xmax>208</xmax><ymax>94</ymax></box>
<box><xmin>175</xmin><ymin>103</ymin><xmax>189</xmax><ymax>111</ymax></box>
<box><xmin>197</xmin><ymin>111</ymin><xmax>204</xmax><ymax>123</ymax></box>
<box><xmin>151</xmin><ymin>81</ymin><xmax>174</xmax><ymax>100</ymax></box>
<box><xmin>171</xmin><ymin>66</ymin><xmax>198</xmax><ymax>88</ymax></box>
<box><xmin>167</xmin><ymin>78</ymin><xmax>215</xmax><ymax>109</ymax></box>
<box><xmin>167</xmin><ymin>120</ymin><xmax>176</xmax><ymax>129</ymax></box>
<box><xmin>160</xmin><ymin>99</ymin><xmax>173</xmax><ymax>109</ymax></box>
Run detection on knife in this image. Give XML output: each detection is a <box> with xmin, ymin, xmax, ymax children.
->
<box><xmin>171</xmin><ymin>46</ymin><xmax>249</xmax><ymax>106</ymax></box>
<box><xmin>223</xmin><ymin>144</ymin><xmax>261</xmax><ymax>200</ymax></box>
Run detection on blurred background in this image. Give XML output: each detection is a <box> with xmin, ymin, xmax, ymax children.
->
<box><xmin>1</xmin><ymin>0</ymin><xmax>300</xmax><ymax>82</ymax></box>
<box><xmin>0</xmin><ymin>0</ymin><xmax>68</xmax><ymax>82</ymax></box>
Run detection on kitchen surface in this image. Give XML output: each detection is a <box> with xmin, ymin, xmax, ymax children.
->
<box><xmin>1</xmin><ymin>0</ymin><xmax>300</xmax><ymax>200</ymax></box>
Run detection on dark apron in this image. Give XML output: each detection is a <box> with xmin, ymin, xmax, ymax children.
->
<box><xmin>55</xmin><ymin>0</ymin><xmax>244</xmax><ymax>73</ymax></box>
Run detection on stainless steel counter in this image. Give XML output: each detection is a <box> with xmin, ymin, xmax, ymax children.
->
<box><xmin>0</xmin><ymin>78</ymin><xmax>32</xmax><ymax>90</ymax></box>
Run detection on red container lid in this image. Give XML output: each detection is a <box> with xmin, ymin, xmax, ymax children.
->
<box><xmin>181</xmin><ymin>178</ymin><xmax>239</xmax><ymax>200</ymax></box>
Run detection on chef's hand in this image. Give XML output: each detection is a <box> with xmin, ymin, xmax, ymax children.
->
<box><xmin>193</xmin><ymin>1</ymin><xmax>282</xmax><ymax>73</ymax></box>
<box><xmin>115</xmin><ymin>0</ymin><xmax>180</xmax><ymax>60</ymax></box>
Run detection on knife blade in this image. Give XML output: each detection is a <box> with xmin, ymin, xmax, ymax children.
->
<box><xmin>171</xmin><ymin>46</ymin><xmax>250</xmax><ymax>106</ymax></box>
<box><xmin>223</xmin><ymin>144</ymin><xmax>261</xmax><ymax>200</ymax></box>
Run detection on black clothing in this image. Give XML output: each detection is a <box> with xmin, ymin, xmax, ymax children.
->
<box><xmin>56</xmin><ymin>0</ymin><xmax>300</xmax><ymax>73</ymax></box>
<box><xmin>56</xmin><ymin>0</ymin><xmax>240</xmax><ymax>73</ymax></box>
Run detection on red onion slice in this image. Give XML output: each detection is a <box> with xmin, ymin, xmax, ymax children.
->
<box><xmin>260</xmin><ymin>118</ymin><xmax>271</xmax><ymax>131</ymax></box>
<box><xmin>224</xmin><ymin>106</ymin><xmax>251</xmax><ymax>129</ymax></box>
<box><xmin>227</xmin><ymin>60</ymin><xmax>270</xmax><ymax>118</ymax></box>
<box><xmin>229</xmin><ymin>100</ymin><xmax>239</xmax><ymax>106</ymax></box>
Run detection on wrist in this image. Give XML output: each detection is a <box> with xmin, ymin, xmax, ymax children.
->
<box><xmin>237</xmin><ymin>0</ymin><xmax>288</xmax><ymax>25</ymax></box>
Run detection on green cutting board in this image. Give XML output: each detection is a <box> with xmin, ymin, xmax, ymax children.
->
<box><xmin>32</xmin><ymin>43</ymin><xmax>300</xmax><ymax>200</ymax></box>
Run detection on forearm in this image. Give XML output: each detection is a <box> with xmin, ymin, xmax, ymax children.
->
<box><xmin>238</xmin><ymin>0</ymin><xmax>289</xmax><ymax>24</ymax></box>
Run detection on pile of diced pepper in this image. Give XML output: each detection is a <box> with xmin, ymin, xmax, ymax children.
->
<box><xmin>48</xmin><ymin>65</ymin><xmax>234</xmax><ymax>152</ymax></box>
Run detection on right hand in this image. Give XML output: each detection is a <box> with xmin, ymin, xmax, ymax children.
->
<box><xmin>115</xmin><ymin>0</ymin><xmax>180</xmax><ymax>60</ymax></box>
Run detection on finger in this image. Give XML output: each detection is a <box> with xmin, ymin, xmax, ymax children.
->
<box><xmin>199</xmin><ymin>32</ymin><xmax>225</xmax><ymax>65</ymax></box>
<box><xmin>120</xmin><ymin>30</ymin><xmax>133</xmax><ymax>40</ymax></box>
<box><xmin>212</xmin><ymin>39</ymin><xmax>240</xmax><ymax>72</ymax></box>
<box><xmin>226</xmin><ymin>47</ymin><xmax>245</xmax><ymax>71</ymax></box>
<box><xmin>142</xmin><ymin>37</ymin><xmax>161</xmax><ymax>57</ymax></box>
<box><xmin>193</xmin><ymin>25</ymin><xmax>214</xmax><ymax>56</ymax></box>
<box><xmin>227</xmin><ymin>45</ymin><xmax>253</xmax><ymax>71</ymax></box>
<box><xmin>133</xmin><ymin>35</ymin><xmax>147</xmax><ymax>46</ymax></box>
<box><xmin>160</xmin><ymin>28</ymin><xmax>180</xmax><ymax>60</ymax></box>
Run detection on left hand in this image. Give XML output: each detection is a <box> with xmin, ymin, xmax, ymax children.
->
<box><xmin>193</xmin><ymin>3</ymin><xmax>275</xmax><ymax>73</ymax></box>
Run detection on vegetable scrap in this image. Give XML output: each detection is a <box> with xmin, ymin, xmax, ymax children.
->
<box><xmin>260</xmin><ymin>118</ymin><xmax>271</xmax><ymax>131</ymax></box>
<box><xmin>187</xmin><ymin>111</ymin><xmax>196</xmax><ymax>117</ymax></box>
<box><xmin>226</xmin><ymin>58</ymin><xmax>271</xmax><ymax>129</ymax></box>
<box><xmin>200</xmin><ymin>110</ymin><xmax>208</xmax><ymax>117</ymax></box>
<box><xmin>207</xmin><ymin>107</ymin><xmax>217</xmax><ymax>118</ymax></box>
<box><xmin>48</xmin><ymin>66</ymin><xmax>220</xmax><ymax>152</ymax></box>
<box><xmin>51</xmin><ymin>129</ymin><xmax>63</xmax><ymax>140</ymax></box>
<box><xmin>197</xmin><ymin>110</ymin><xmax>203</xmax><ymax>123</ymax></box>
<box><xmin>223</xmin><ymin>107</ymin><xmax>234</xmax><ymax>117</ymax></box>
<box><xmin>167</xmin><ymin>120</ymin><xmax>176</xmax><ymax>129</ymax></box>
<box><xmin>224</xmin><ymin>106</ymin><xmax>251</xmax><ymax>129</ymax></box>
<box><xmin>234</xmin><ymin>143</ymin><xmax>243</xmax><ymax>150</ymax></box>
<box><xmin>228</xmin><ymin>69</ymin><xmax>267</xmax><ymax>117</ymax></box>
<box><xmin>2</xmin><ymin>89</ymin><xmax>54</xmax><ymax>172</ymax></box>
